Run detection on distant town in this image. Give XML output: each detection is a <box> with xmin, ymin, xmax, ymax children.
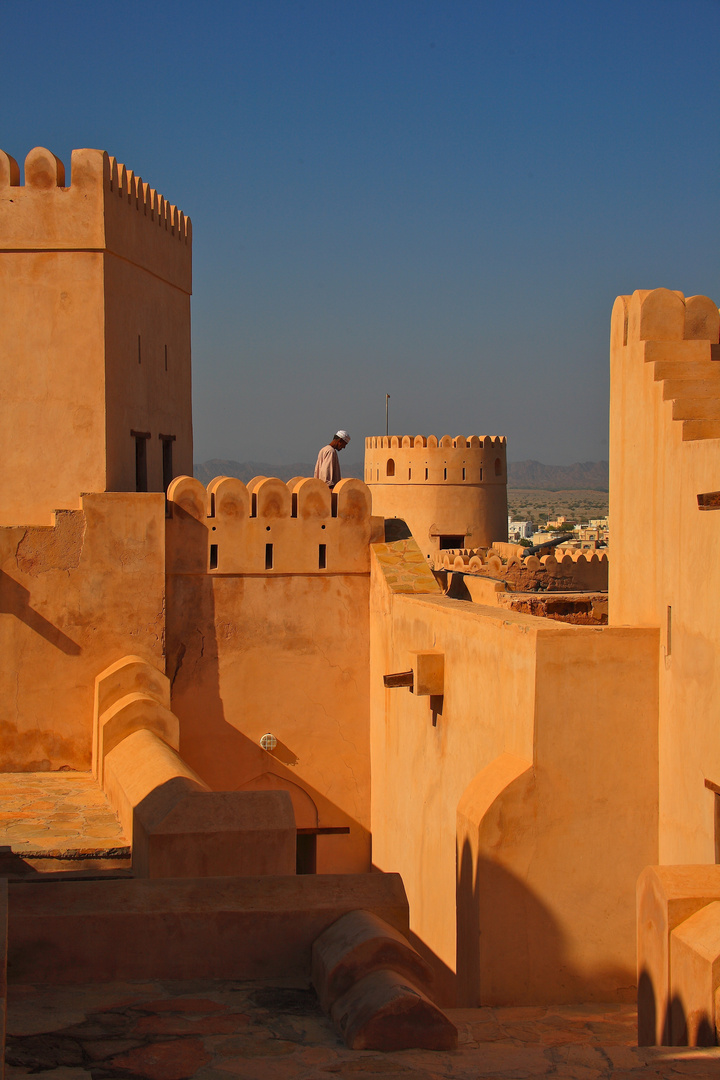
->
<box><xmin>508</xmin><ymin>512</ymin><xmax>609</xmax><ymax>550</ymax></box>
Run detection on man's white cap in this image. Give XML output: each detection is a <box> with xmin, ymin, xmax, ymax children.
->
<box><xmin>335</xmin><ymin>430</ymin><xmax>351</xmax><ymax>443</ymax></box>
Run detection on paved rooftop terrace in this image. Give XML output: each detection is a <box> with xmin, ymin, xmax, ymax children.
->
<box><xmin>5</xmin><ymin>978</ymin><xmax>720</xmax><ymax>1080</ymax></box>
<box><xmin>0</xmin><ymin>771</ymin><xmax>130</xmax><ymax>873</ymax></box>
<box><xmin>3</xmin><ymin>774</ymin><xmax>719</xmax><ymax>1076</ymax></box>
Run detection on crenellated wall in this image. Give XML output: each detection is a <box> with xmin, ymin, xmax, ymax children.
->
<box><xmin>166</xmin><ymin>474</ymin><xmax>374</xmax><ymax>575</ymax></box>
<box><xmin>0</xmin><ymin>146</ymin><xmax>192</xmax><ymax>525</ymax></box>
<box><xmin>610</xmin><ymin>287</ymin><xmax>720</xmax><ymax>864</ymax></box>
<box><xmin>364</xmin><ymin>435</ymin><xmax>508</xmax><ymax>559</ymax></box>
<box><xmin>435</xmin><ymin>545</ymin><xmax>609</xmax><ymax>593</ymax></box>
<box><xmin>164</xmin><ymin>475</ymin><xmax>375</xmax><ymax>874</ymax></box>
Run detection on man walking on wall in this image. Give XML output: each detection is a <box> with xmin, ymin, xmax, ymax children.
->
<box><xmin>314</xmin><ymin>430</ymin><xmax>350</xmax><ymax>489</ymax></box>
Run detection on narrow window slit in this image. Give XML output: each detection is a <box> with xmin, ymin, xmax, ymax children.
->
<box><xmin>265</xmin><ymin>543</ymin><xmax>273</xmax><ymax>570</ymax></box>
<box><xmin>319</xmin><ymin>544</ymin><xmax>327</xmax><ymax>569</ymax></box>
<box><xmin>209</xmin><ymin>544</ymin><xmax>218</xmax><ymax>570</ymax></box>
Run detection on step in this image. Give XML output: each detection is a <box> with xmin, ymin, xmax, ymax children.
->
<box><xmin>673</xmin><ymin>397</ymin><xmax>720</xmax><ymax>421</ymax></box>
<box><xmin>653</xmin><ymin>359</ymin><xmax>720</xmax><ymax>382</ymax></box>
<box><xmin>7</xmin><ymin>873</ymin><xmax>409</xmax><ymax>985</ymax></box>
<box><xmin>682</xmin><ymin>419</ymin><xmax>720</xmax><ymax>442</ymax></box>
<box><xmin>663</xmin><ymin>377</ymin><xmax>720</xmax><ymax>402</ymax></box>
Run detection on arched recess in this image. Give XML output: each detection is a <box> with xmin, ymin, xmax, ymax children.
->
<box><xmin>494</xmin><ymin>457</ymin><xmax>502</xmax><ymax>476</ymax></box>
<box><xmin>456</xmin><ymin>753</ymin><xmax>535</xmax><ymax>1006</ymax></box>
<box><xmin>386</xmin><ymin>458</ymin><xmax>395</xmax><ymax>477</ymax></box>
<box><xmin>237</xmin><ymin>771</ymin><xmax>318</xmax><ymax>828</ymax></box>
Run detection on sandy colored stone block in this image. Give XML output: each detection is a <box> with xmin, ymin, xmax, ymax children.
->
<box><xmin>133</xmin><ymin>788</ymin><xmax>296</xmax><ymax>879</ymax></box>
<box><xmin>637</xmin><ymin>866</ymin><xmax>720</xmax><ymax>1045</ymax></box>
<box><xmin>669</xmin><ymin>900</ymin><xmax>720</xmax><ymax>1045</ymax></box>
<box><xmin>7</xmin><ymin>872</ymin><xmax>409</xmax><ymax>984</ymax></box>
<box><xmin>311</xmin><ymin>909</ymin><xmax>432</xmax><ymax>1013</ymax></box>
<box><xmin>330</xmin><ymin>968</ymin><xmax>457</xmax><ymax>1050</ymax></box>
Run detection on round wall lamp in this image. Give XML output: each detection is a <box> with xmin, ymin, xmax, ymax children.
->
<box><xmin>260</xmin><ymin>733</ymin><xmax>278</xmax><ymax>751</ymax></box>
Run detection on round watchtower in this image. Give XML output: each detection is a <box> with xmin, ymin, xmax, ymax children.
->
<box><xmin>364</xmin><ymin>434</ymin><xmax>508</xmax><ymax>560</ymax></box>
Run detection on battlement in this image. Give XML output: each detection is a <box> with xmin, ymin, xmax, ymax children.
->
<box><xmin>611</xmin><ymin>289</ymin><xmax>720</xmax><ymax>443</ymax></box>
<box><xmin>0</xmin><ymin>147</ymin><xmax>191</xmax><ymax>292</ymax></box>
<box><xmin>364</xmin><ymin>434</ymin><xmax>507</xmax><ymax>485</ymax></box>
<box><xmin>166</xmin><ymin>475</ymin><xmax>373</xmax><ymax>575</ymax></box>
<box><xmin>365</xmin><ymin>435</ymin><xmax>506</xmax><ymax>450</ymax></box>
<box><xmin>435</xmin><ymin>545</ymin><xmax>608</xmax><ymax>592</ymax></box>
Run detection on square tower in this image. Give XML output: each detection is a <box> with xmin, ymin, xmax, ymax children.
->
<box><xmin>0</xmin><ymin>146</ymin><xmax>193</xmax><ymax>525</ymax></box>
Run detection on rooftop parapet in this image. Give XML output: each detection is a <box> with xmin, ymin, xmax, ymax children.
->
<box><xmin>0</xmin><ymin>147</ymin><xmax>191</xmax><ymax>293</ymax></box>
<box><xmin>166</xmin><ymin>475</ymin><xmax>373</xmax><ymax>575</ymax></box>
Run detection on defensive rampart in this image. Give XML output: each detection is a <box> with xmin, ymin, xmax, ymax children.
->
<box><xmin>165</xmin><ymin>475</ymin><xmax>376</xmax><ymax>874</ymax></box>
<box><xmin>435</xmin><ymin>545</ymin><xmax>608</xmax><ymax>592</ymax></box>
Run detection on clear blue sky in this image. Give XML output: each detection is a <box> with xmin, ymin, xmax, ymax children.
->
<box><xmin>3</xmin><ymin>1</ymin><xmax>719</xmax><ymax>466</ymax></box>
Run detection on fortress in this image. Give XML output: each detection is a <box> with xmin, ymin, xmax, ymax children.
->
<box><xmin>2</xmin><ymin>146</ymin><xmax>720</xmax><ymax>1061</ymax></box>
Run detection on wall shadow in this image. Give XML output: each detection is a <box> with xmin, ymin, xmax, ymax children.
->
<box><xmin>165</xmin><ymin>568</ymin><xmax>370</xmax><ymax>871</ymax></box>
<box><xmin>456</xmin><ymin>837</ymin><xmax>638</xmax><ymax>1009</ymax></box>
<box><xmin>0</xmin><ymin>570</ymin><xmax>81</xmax><ymax>655</ymax></box>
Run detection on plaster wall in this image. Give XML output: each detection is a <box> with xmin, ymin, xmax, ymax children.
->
<box><xmin>609</xmin><ymin>289</ymin><xmax>720</xmax><ymax>863</ymax></box>
<box><xmin>0</xmin><ymin>492</ymin><xmax>166</xmax><ymax>771</ymax></box>
<box><xmin>165</xmin><ymin>477</ymin><xmax>373</xmax><ymax>874</ymax></box>
<box><xmin>103</xmin><ymin>254</ymin><xmax>192</xmax><ymax>493</ymax></box>
<box><xmin>370</xmin><ymin>561</ymin><xmax>658</xmax><ymax>1005</ymax></box>
<box><xmin>0</xmin><ymin>251</ymin><xmax>106</xmax><ymax>525</ymax></box>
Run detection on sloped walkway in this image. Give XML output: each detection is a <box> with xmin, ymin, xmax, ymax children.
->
<box><xmin>5</xmin><ymin>977</ymin><xmax>720</xmax><ymax>1079</ymax></box>
<box><xmin>0</xmin><ymin>772</ymin><xmax>130</xmax><ymax>866</ymax></box>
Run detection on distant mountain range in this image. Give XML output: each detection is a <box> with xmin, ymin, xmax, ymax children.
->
<box><xmin>194</xmin><ymin>458</ymin><xmax>609</xmax><ymax>491</ymax></box>
<box><xmin>507</xmin><ymin>460</ymin><xmax>608</xmax><ymax>491</ymax></box>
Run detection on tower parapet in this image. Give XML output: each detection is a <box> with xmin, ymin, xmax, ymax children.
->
<box><xmin>0</xmin><ymin>147</ymin><xmax>191</xmax><ymax>292</ymax></box>
<box><xmin>364</xmin><ymin>434</ymin><xmax>508</xmax><ymax>558</ymax></box>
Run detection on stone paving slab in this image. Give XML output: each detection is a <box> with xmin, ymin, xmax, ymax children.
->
<box><xmin>0</xmin><ymin>773</ymin><xmax>129</xmax><ymax>859</ymax></box>
<box><xmin>5</xmin><ymin>978</ymin><xmax>720</xmax><ymax>1079</ymax></box>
